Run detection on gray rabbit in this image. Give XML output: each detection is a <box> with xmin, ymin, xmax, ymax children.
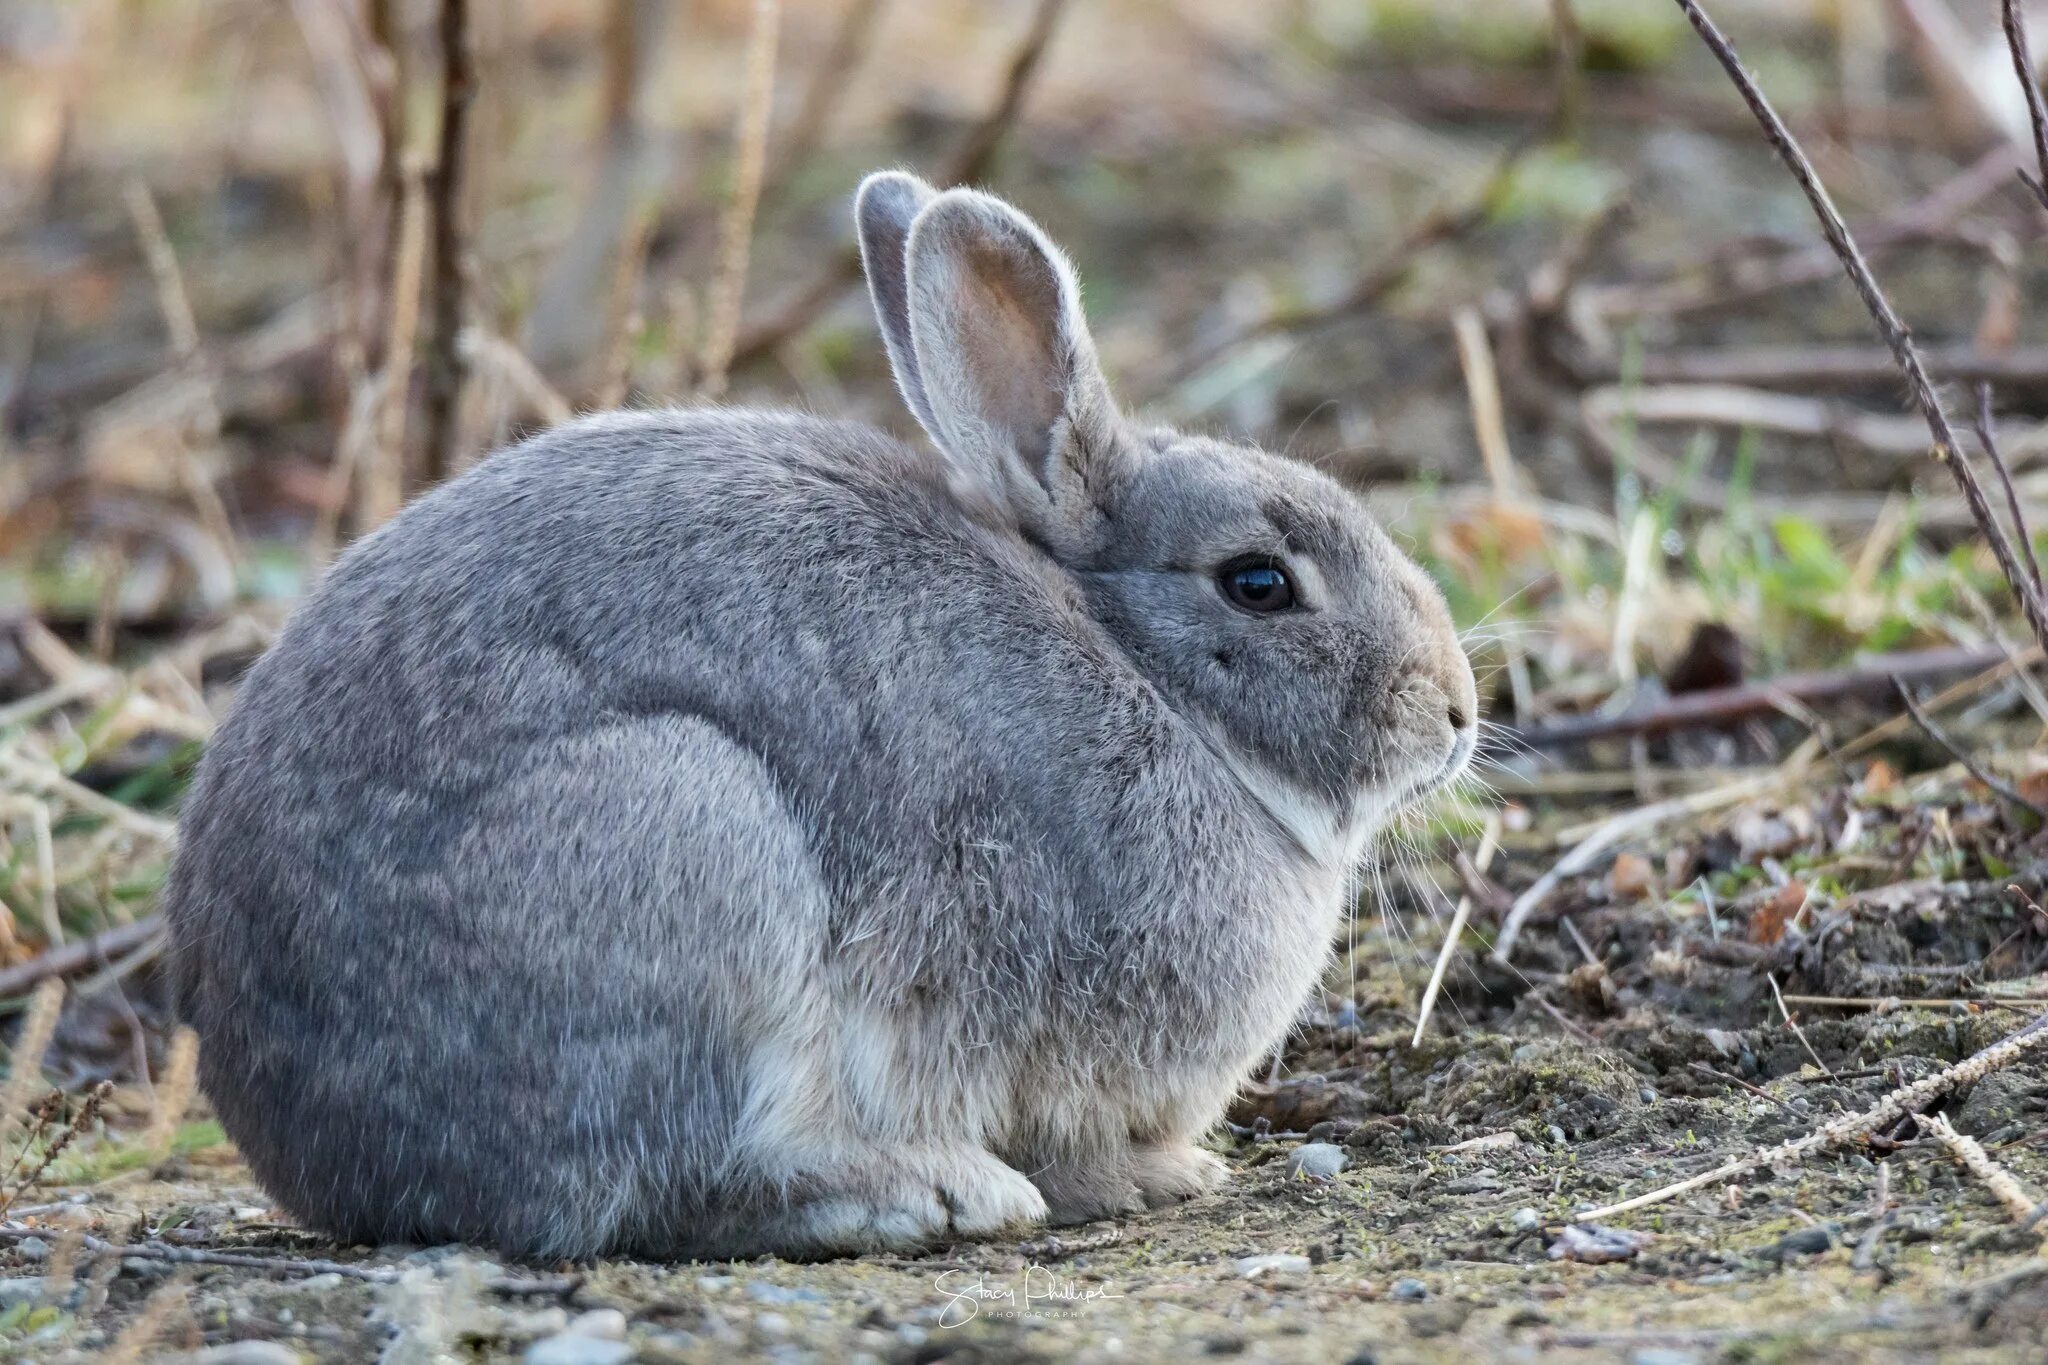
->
<box><xmin>164</xmin><ymin>172</ymin><xmax>1477</xmax><ymax>1260</ymax></box>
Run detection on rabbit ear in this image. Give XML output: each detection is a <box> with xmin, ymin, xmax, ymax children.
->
<box><xmin>855</xmin><ymin>171</ymin><xmax>942</xmax><ymax>434</ymax></box>
<box><xmin>902</xmin><ymin>187</ymin><xmax>1122</xmax><ymax>518</ymax></box>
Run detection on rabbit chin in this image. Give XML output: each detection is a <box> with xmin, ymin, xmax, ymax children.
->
<box><xmin>1203</xmin><ymin>733</ymin><xmax>1454</xmax><ymax>880</ymax></box>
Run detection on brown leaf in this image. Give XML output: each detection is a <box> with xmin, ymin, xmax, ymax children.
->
<box><xmin>1748</xmin><ymin>881</ymin><xmax>1807</xmax><ymax>945</ymax></box>
<box><xmin>1608</xmin><ymin>852</ymin><xmax>1655</xmax><ymax>901</ymax></box>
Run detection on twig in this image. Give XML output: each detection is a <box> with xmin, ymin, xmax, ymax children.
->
<box><xmin>0</xmin><ymin>754</ymin><xmax>179</xmax><ymax>844</ymax></box>
<box><xmin>0</xmin><ymin>1226</ymin><xmax>574</xmax><ymax>1293</ymax></box>
<box><xmin>1893</xmin><ymin>678</ymin><xmax>2048</xmax><ymax>821</ymax></box>
<box><xmin>1785</xmin><ymin>994</ymin><xmax>2048</xmax><ymax>1011</ymax></box>
<box><xmin>1673</xmin><ymin>0</ymin><xmax>2048</xmax><ymax>656</ymax></box>
<box><xmin>1579</xmin><ymin>342</ymin><xmax>2048</xmax><ymax>394</ymax></box>
<box><xmin>2002</xmin><ymin>0</ymin><xmax>2048</xmax><ymax>209</ymax></box>
<box><xmin>769</xmin><ymin>0</ymin><xmax>885</xmax><ymax>184</ymax></box>
<box><xmin>1492</xmin><ymin>767</ymin><xmax>1797</xmax><ymax>962</ymax></box>
<box><xmin>422</xmin><ymin>0</ymin><xmax>475</xmax><ymax>486</ymax></box>
<box><xmin>1769</xmin><ymin>973</ymin><xmax>1835</xmax><ymax>1078</ymax></box>
<box><xmin>697</xmin><ymin>0</ymin><xmax>782</xmax><ymax>399</ymax></box>
<box><xmin>1147</xmin><ymin>145</ymin><xmax>1526</xmax><ymax>397</ymax></box>
<box><xmin>0</xmin><ymin>1082</ymin><xmax>109</xmax><ymax>1219</ymax></box>
<box><xmin>1512</xmin><ymin>643</ymin><xmax>2012</xmax><ymax>746</ymax></box>
<box><xmin>728</xmin><ymin>0</ymin><xmax>1069</xmax><ymax>368</ymax></box>
<box><xmin>143</xmin><ymin>1027</ymin><xmax>197</xmax><ymax>1161</ymax></box>
<box><xmin>1412</xmin><ymin>812</ymin><xmax>1502</xmax><ymax>1046</ymax></box>
<box><xmin>0</xmin><ymin>982</ymin><xmax>63</xmax><ymax>1139</ymax></box>
<box><xmin>1924</xmin><ymin>1112</ymin><xmax>2048</xmax><ymax>1240</ymax></box>
<box><xmin>1971</xmin><ymin>383</ymin><xmax>2044</xmax><ymax>596</ymax></box>
<box><xmin>1573</xmin><ymin>1006</ymin><xmax>2048</xmax><ymax>1222</ymax></box>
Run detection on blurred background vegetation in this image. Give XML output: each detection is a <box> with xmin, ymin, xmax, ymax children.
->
<box><xmin>2</xmin><ymin>0</ymin><xmax>2048</xmax><ymax>976</ymax></box>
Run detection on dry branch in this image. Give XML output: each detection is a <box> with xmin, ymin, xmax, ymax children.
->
<box><xmin>1573</xmin><ymin>1007</ymin><xmax>2048</xmax><ymax>1222</ymax></box>
<box><xmin>2002</xmin><ymin>0</ymin><xmax>2048</xmax><ymax>208</ymax></box>
<box><xmin>729</xmin><ymin>0</ymin><xmax>1070</xmax><ymax>368</ymax></box>
<box><xmin>1673</xmin><ymin>0</ymin><xmax>2048</xmax><ymax>656</ymax></box>
<box><xmin>422</xmin><ymin>0</ymin><xmax>475</xmax><ymax>486</ymax></box>
<box><xmin>697</xmin><ymin>0</ymin><xmax>783</xmax><ymax>398</ymax></box>
<box><xmin>0</xmin><ymin>918</ymin><xmax>162</xmax><ymax>1000</ymax></box>
<box><xmin>1510</xmin><ymin>643</ymin><xmax>2011</xmax><ymax>746</ymax></box>
<box><xmin>1925</xmin><ymin>1112</ymin><xmax>2046</xmax><ymax>1237</ymax></box>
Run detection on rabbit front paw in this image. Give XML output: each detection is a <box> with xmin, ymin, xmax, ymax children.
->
<box><xmin>1131</xmin><ymin>1143</ymin><xmax>1227</xmax><ymax>1208</ymax></box>
<box><xmin>785</xmin><ymin>1148</ymin><xmax>1047</xmax><ymax>1253</ymax></box>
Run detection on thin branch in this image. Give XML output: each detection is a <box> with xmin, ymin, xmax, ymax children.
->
<box><xmin>697</xmin><ymin>0</ymin><xmax>783</xmax><ymax>399</ymax></box>
<box><xmin>1924</xmin><ymin>1113</ymin><xmax>2048</xmax><ymax>1238</ymax></box>
<box><xmin>728</xmin><ymin>0</ymin><xmax>1070</xmax><ymax>369</ymax></box>
<box><xmin>1673</xmin><ymin>0</ymin><xmax>2048</xmax><ymax>657</ymax></box>
<box><xmin>0</xmin><ymin>918</ymin><xmax>162</xmax><ymax>1000</ymax></box>
<box><xmin>1512</xmin><ymin>643</ymin><xmax>2011</xmax><ymax>747</ymax></box>
<box><xmin>1971</xmin><ymin>383</ymin><xmax>2044</xmax><ymax>595</ymax></box>
<box><xmin>1573</xmin><ymin>1006</ymin><xmax>2048</xmax><ymax>1222</ymax></box>
<box><xmin>769</xmin><ymin>0</ymin><xmax>886</xmax><ymax>184</ymax></box>
<box><xmin>1412</xmin><ymin>813</ymin><xmax>1502</xmax><ymax>1046</ymax></box>
<box><xmin>2002</xmin><ymin>0</ymin><xmax>2048</xmax><ymax>209</ymax></box>
<box><xmin>0</xmin><ymin>1227</ymin><xmax>576</xmax><ymax>1294</ymax></box>
<box><xmin>421</xmin><ymin>0</ymin><xmax>475</xmax><ymax>486</ymax></box>
<box><xmin>1893</xmin><ymin>677</ymin><xmax>2048</xmax><ymax>821</ymax></box>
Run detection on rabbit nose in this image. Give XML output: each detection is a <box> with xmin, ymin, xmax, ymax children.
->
<box><xmin>1446</xmin><ymin>701</ymin><xmax>1469</xmax><ymax>731</ymax></box>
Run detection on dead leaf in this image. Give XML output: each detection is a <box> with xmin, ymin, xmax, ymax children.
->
<box><xmin>1748</xmin><ymin>881</ymin><xmax>1807</xmax><ymax>946</ymax></box>
<box><xmin>1608</xmin><ymin>852</ymin><xmax>1655</xmax><ymax>901</ymax></box>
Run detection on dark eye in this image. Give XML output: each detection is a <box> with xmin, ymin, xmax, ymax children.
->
<box><xmin>1218</xmin><ymin>558</ymin><xmax>1296</xmax><ymax>613</ymax></box>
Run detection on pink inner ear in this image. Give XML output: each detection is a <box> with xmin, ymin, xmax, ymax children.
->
<box><xmin>954</xmin><ymin>237</ymin><xmax>1067</xmax><ymax>467</ymax></box>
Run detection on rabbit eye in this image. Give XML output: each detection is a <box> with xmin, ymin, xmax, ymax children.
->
<box><xmin>1218</xmin><ymin>558</ymin><xmax>1296</xmax><ymax>613</ymax></box>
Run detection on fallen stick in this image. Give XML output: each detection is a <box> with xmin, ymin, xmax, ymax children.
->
<box><xmin>0</xmin><ymin>1226</ymin><xmax>575</xmax><ymax>1294</ymax></box>
<box><xmin>1580</xmin><ymin>343</ymin><xmax>2048</xmax><ymax>393</ymax></box>
<box><xmin>0</xmin><ymin>919</ymin><xmax>163</xmax><ymax>1000</ymax></box>
<box><xmin>1510</xmin><ymin>644</ymin><xmax>2011</xmax><ymax>747</ymax></box>
<box><xmin>1924</xmin><ymin>1113</ymin><xmax>2048</xmax><ymax>1239</ymax></box>
<box><xmin>1572</xmin><ymin>1007</ymin><xmax>2048</xmax><ymax>1223</ymax></box>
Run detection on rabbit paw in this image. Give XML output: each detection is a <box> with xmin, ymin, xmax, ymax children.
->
<box><xmin>1029</xmin><ymin>1160</ymin><xmax>1147</xmax><ymax>1226</ymax></box>
<box><xmin>788</xmin><ymin>1149</ymin><xmax>1046</xmax><ymax>1252</ymax></box>
<box><xmin>1131</xmin><ymin>1143</ymin><xmax>1227</xmax><ymax>1209</ymax></box>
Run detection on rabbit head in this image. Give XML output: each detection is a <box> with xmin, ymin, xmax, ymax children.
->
<box><xmin>857</xmin><ymin>171</ymin><xmax>1477</xmax><ymax>870</ymax></box>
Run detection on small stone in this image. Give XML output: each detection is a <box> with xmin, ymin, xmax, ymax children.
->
<box><xmin>1287</xmin><ymin>1143</ymin><xmax>1347</xmax><ymax>1181</ymax></box>
<box><xmin>1511</xmin><ymin>1207</ymin><xmax>1541</xmax><ymax>1232</ymax></box>
<box><xmin>1234</xmin><ymin>1253</ymin><xmax>1312</xmax><ymax>1279</ymax></box>
<box><xmin>1630</xmin><ymin>1351</ymin><xmax>1701</xmax><ymax>1365</ymax></box>
<box><xmin>0</xmin><ymin>1278</ymin><xmax>42</xmax><ymax>1307</ymax></box>
<box><xmin>1549</xmin><ymin>1223</ymin><xmax>1652</xmax><ymax>1264</ymax></box>
<box><xmin>566</xmin><ymin>1309</ymin><xmax>628</xmax><ymax>1340</ymax></box>
<box><xmin>1547</xmin><ymin>1125</ymin><xmax>1568</xmax><ymax>1146</ymax></box>
<box><xmin>745</xmin><ymin>1281</ymin><xmax>827</xmax><ymax>1305</ymax></box>
<box><xmin>172</xmin><ymin>1347</ymin><xmax>304</xmax><ymax>1365</ymax></box>
<box><xmin>1343</xmin><ymin>1351</ymin><xmax>1380</xmax><ymax>1365</ymax></box>
<box><xmin>525</xmin><ymin>1334</ymin><xmax>633</xmax><ymax>1365</ymax></box>
<box><xmin>1390</xmin><ymin>1277</ymin><xmax>1428</xmax><ymax>1302</ymax></box>
<box><xmin>297</xmin><ymin>1273</ymin><xmax>343</xmax><ymax>1293</ymax></box>
<box><xmin>1767</xmin><ymin>1225</ymin><xmax>1834</xmax><ymax>1259</ymax></box>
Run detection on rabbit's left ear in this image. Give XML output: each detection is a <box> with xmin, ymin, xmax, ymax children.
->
<box><xmin>900</xmin><ymin>186</ymin><xmax>1124</xmax><ymax>522</ymax></box>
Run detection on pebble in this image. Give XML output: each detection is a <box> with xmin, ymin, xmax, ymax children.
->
<box><xmin>0</xmin><ymin>1278</ymin><xmax>42</xmax><ymax>1307</ymax></box>
<box><xmin>1769</xmin><ymin>1225</ymin><xmax>1835</xmax><ymax>1259</ymax></box>
<box><xmin>1234</xmin><ymin>1253</ymin><xmax>1312</xmax><ymax>1279</ymax></box>
<box><xmin>567</xmin><ymin>1309</ymin><xmax>628</xmax><ymax>1340</ymax></box>
<box><xmin>1511</xmin><ymin>1207</ymin><xmax>1542</xmax><ymax>1232</ymax></box>
<box><xmin>170</xmin><ymin>1346</ymin><xmax>304</xmax><ymax>1365</ymax></box>
<box><xmin>1390</xmin><ymin>1277</ymin><xmax>1428</xmax><ymax>1302</ymax></box>
<box><xmin>524</xmin><ymin>1335</ymin><xmax>633</xmax><ymax>1365</ymax></box>
<box><xmin>746</xmin><ymin>1281</ymin><xmax>827</xmax><ymax>1305</ymax></box>
<box><xmin>1287</xmin><ymin>1143</ymin><xmax>1347</xmax><ymax>1180</ymax></box>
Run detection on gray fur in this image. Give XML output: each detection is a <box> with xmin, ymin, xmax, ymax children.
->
<box><xmin>164</xmin><ymin>174</ymin><xmax>1476</xmax><ymax>1261</ymax></box>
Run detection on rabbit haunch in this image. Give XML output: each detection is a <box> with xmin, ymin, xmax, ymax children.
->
<box><xmin>163</xmin><ymin>171</ymin><xmax>1476</xmax><ymax>1259</ymax></box>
